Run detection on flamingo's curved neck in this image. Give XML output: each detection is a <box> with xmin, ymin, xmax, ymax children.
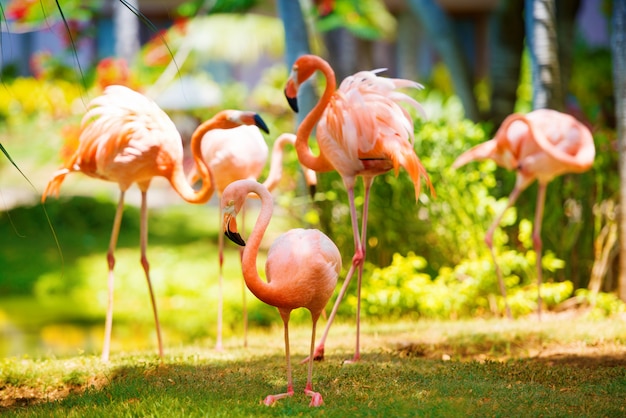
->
<box><xmin>240</xmin><ymin>182</ymin><xmax>278</xmax><ymax>306</ymax></box>
<box><xmin>170</xmin><ymin>119</ymin><xmax>218</xmax><ymax>204</ymax></box>
<box><xmin>296</xmin><ymin>59</ymin><xmax>336</xmax><ymax>173</ymax></box>
<box><xmin>262</xmin><ymin>134</ymin><xmax>293</xmax><ymax>192</ymax></box>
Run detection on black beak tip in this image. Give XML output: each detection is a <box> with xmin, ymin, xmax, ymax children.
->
<box><xmin>285</xmin><ymin>92</ymin><xmax>299</xmax><ymax>113</ymax></box>
<box><xmin>309</xmin><ymin>185</ymin><xmax>316</xmax><ymax>200</ymax></box>
<box><xmin>254</xmin><ymin>114</ymin><xmax>270</xmax><ymax>134</ymax></box>
<box><xmin>225</xmin><ymin>230</ymin><xmax>246</xmax><ymax>247</ymax></box>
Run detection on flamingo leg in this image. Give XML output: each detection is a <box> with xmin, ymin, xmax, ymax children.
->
<box><xmin>139</xmin><ymin>190</ymin><xmax>164</xmax><ymax>360</ymax></box>
<box><xmin>216</xmin><ymin>202</ymin><xmax>225</xmax><ymax>351</ymax></box>
<box><xmin>485</xmin><ymin>186</ymin><xmax>523</xmax><ymax>320</ymax></box>
<box><xmin>304</xmin><ymin>317</ymin><xmax>323</xmax><ymax>407</ymax></box>
<box><xmin>304</xmin><ymin>262</ymin><xmax>357</xmax><ymax>362</ymax></box>
<box><xmin>102</xmin><ymin>190</ymin><xmax>126</xmax><ymax>362</ymax></box>
<box><xmin>533</xmin><ymin>183</ymin><xmax>547</xmax><ymax>320</ymax></box>
<box><xmin>303</xmin><ymin>182</ymin><xmax>363</xmax><ymax>362</ymax></box>
<box><xmin>346</xmin><ymin>177</ymin><xmax>374</xmax><ymax>363</ymax></box>
<box><xmin>264</xmin><ymin>311</ymin><xmax>295</xmax><ymax>406</ymax></box>
<box><xmin>241</xmin><ymin>203</ymin><xmax>248</xmax><ymax>348</ymax></box>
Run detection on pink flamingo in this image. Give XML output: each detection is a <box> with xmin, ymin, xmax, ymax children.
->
<box><xmin>42</xmin><ymin>85</ymin><xmax>269</xmax><ymax>361</ymax></box>
<box><xmin>453</xmin><ymin>109</ymin><xmax>595</xmax><ymax>318</ymax></box>
<box><xmin>283</xmin><ymin>54</ymin><xmax>433</xmax><ymax>362</ymax></box>
<box><xmin>188</xmin><ymin>128</ymin><xmax>316</xmax><ymax>350</ymax></box>
<box><xmin>222</xmin><ymin>179</ymin><xmax>340</xmax><ymax>407</ymax></box>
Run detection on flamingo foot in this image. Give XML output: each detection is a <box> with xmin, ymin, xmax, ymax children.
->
<box><xmin>263</xmin><ymin>390</ymin><xmax>294</xmax><ymax>406</ymax></box>
<box><xmin>300</xmin><ymin>343</ymin><xmax>325</xmax><ymax>364</ymax></box>
<box><xmin>305</xmin><ymin>389</ymin><xmax>324</xmax><ymax>407</ymax></box>
<box><xmin>342</xmin><ymin>354</ymin><xmax>361</xmax><ymax>365</ymax></box>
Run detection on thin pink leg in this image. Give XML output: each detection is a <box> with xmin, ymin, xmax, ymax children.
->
<box><xmin>139</xmin><ymin>190</ymin><xmax>164</xmax><ymax>360</ymax></box>
<box><xmin>102</xmin><ymin>190</ymin><xmax>126</xmax><ymax>362</ymax></box>
<box><xmin>304</xmin><ymin>318</ymin><xmax>323</xmax><ymax>406</ymax></box>
<box><xmin>264</xmin><ymin>311</ymin><xmax>295</xmax><ymax>406</ymax></box>
<box><xmin>303</xmin><ymin>262</ymin><xmax>357</xmax><ymax>362</ymax></box>
<box><xmin>303</xmin><ymin>183</ymin><xmax>363</xmax><ymax>362</ymax></box>
<box><xmin>485</xmin><ymin>186</ymin><xmax>522</xmax><ymax>320</ymax></box>
<box><xmin>241</xmin><ymin>204</ymin><xmax>248</xmax><ymax>348</ymax></box>
<box><xmin>216</xmin><ymin>203</ymin><xmax>224</xmax><ymax>351</ymax></box>
<box><xmin>533</xmin><ymin>183</ymin><xmax>547</xmax><ymax>320</ymax></box>
<box><xmin>344</xmin><ymin>177</ymin><xmax>374</xmax><ymax>363</ymax></box>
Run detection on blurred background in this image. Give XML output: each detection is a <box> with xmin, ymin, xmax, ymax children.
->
<box><xmin>0</xmin><ymin>0</ymin><xmax>622</xmax><ymax>358</ymax></box>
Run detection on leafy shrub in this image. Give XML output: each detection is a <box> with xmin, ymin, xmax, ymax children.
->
<box><xmin>358</xmin><ymin>250</ymin><xmax>619</xmax><ymax>320</ymax></box>
<box><xmin>574</xmin><ymin>288</ymin><xmax>626</xmax><ymax>318</ymax></box>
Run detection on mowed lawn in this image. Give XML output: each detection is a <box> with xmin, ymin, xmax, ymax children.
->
<box><xmin>1</xmin><ymin>317</ymin><xmax>625</xmax><ymax>417</ymax></box>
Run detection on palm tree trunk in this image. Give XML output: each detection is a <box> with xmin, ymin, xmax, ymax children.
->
<box><xmin>613</xmin><ymin>0</ymin><xmax>626</xmax><ymax>303</ymax></box>
<box><xmin>113</xmin><ymin>0</ymin><xmax>140</xmax><ymax>63</ymax></box>
<box><xmin>525</xmin><ymin>0</ymin><xmax>562</xmax><ymax>110</ymax></box>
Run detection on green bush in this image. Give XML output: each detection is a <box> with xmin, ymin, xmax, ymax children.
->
<box><xmin>359</xmin><ymin>249</ymin><xmax>625</xmax><ymax>320</ymax></box>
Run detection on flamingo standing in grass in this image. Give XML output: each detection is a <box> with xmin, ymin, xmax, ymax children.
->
<box><xmin>42</xmin><ymin>84</ymin><xmax>269</xmax><ymax>362</ymax></box>
<box><xmin>452</xmin><ymin>109</ymin><xmax>595</xmax><ymax>319</ymax></box>
<box><xmin>284</xmin><ymin>54</ymin><xmax>433</xmax><ymax>362</ymax></box>
<box><xmin>188</xmin><ymin>128</ymin><xmax>316</xmax><ymax>350</ymax></box>
<box><xmin>222</xmin><ymin>179</ymin><xmax>340</xmax><ymax>407</ymax></box>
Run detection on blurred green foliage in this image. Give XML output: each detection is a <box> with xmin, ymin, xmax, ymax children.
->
<box><xmin>314</xmin><ymin>0</ymin><xmax>397</xmax><ymax>40</ymax></box>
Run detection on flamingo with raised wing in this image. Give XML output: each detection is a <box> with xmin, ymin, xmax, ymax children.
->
<box><xmin>42</xmin><ymin>85</ymin><xmax>269</xmax><ymax>361</ymax></box>
<box><xmin>284</xmin><ymin>54</ymin><xmax>433</xmax><ymax>362</ymax></box>
<box><xmin>453</xmin><ymin>109</ymin><xmax>595</xmax><ymax>319</ymax></box>
<box><xmin>223</xmin><ymin>179</ymin><xmax>340</xmax><ymax>407</ymax></box>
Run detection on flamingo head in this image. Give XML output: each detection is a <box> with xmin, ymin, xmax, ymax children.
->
<box><xmin>222</xmin><ymin>197</ymin><xmax>246</xmax><ymax>247</ymax></box>
<box><xmin>284</xmin><ymin>55</ymin><xmax>324</xmax><ymax>113</ymax></box>
<box><xmin>220</xmin><ymin>110</ymin><xmax>270</xmax><ymax>134</ymax></box>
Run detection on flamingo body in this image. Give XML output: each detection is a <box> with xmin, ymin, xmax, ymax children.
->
<box><xmin>223</xmin><ymin>179</ymin><xmax>340</xmax><ymax>407</ymax></box>
<box><xmin>453</xmin><ymin>109</ymin><xmax>595</xmax><ymax>187</ymax></box>
<box><xmin>453</xmin><ymin>109</ymin><xmax>595</xmax><ymax>318</ymax></box>
<box><xmin>193</xmin><ymin>125</ymin><xmax>269</xmax><ymax>192</ymax></box>
<box><xmin>265</xmin><ymin>228</ymin><xmax>339</xmax><ymax>312</ymax></box>
<box><xmin>44</xmin><ymin>85</ymin><xmax>185</xmax><ymax>195</ymax></box>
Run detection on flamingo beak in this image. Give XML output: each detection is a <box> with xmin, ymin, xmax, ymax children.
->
<box><xmin>224</xmin><ymin>212</ymin><xmax>246</xmax><ymax>246</ymax></box>
<box><xmin>284</xmin><ymin>79</ymin><xmax>299</xmax><ymax>113</ymax></box>
<box><xmin>286</xmin><ymin>94</ymin><xmax>299</xmax><ymax>113</ymax></box>
<box><xmin>254</xmin><ymin>114</ymin><xmax>270</xmax><ymax>134</ymax></box>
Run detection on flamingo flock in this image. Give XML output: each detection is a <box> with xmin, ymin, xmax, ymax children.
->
<box><xmin>42</xmin><ymin>54</ymin><xmax>595</xmax><ymax>407</ymax></box>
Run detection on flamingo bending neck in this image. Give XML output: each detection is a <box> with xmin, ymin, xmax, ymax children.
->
<box><xmin>289</xmin><ymin>56</ymin><xmax>336</xmax><ymax>173</ymax></box>
<box><xmin>227</xmin><ymin>181</ymin><xmax>279</xmax><ymax>307</ymax></box>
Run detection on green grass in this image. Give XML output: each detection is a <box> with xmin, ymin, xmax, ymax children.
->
<box><xmin>1</xmin><ymin>319</ymin><xmax>625</xmax><ymax>416</ymax></box>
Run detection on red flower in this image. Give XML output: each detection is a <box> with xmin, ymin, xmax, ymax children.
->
<box><xmin>95</xmin><ymin>57</ymin><xmax>132</xmax><ymax>90</ymax></box>
<box><xmin>6</xmin><ymin>0</ymin><xmax>37</xmax><ymax>21</ymax></box>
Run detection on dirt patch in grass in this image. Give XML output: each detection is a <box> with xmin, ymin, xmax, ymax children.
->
<box><xmin>0</xmin><ymin>375</ymin><xmax>108</xmax><ymax>410</ymax></box>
